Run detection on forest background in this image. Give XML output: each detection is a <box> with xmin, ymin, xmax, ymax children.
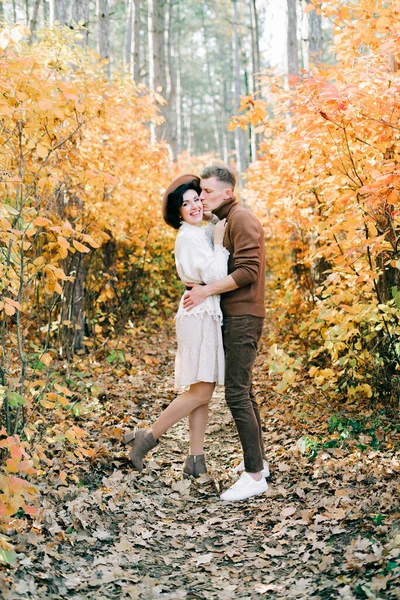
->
<box><xmin>0</xmin><ymin>0</ymin><xmax>399</xmax><ymax>590</ymax></box>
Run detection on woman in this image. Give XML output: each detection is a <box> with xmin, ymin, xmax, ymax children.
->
<box><xmin>124</xmin><ymin>174</ymin><xmax>228</xmax><ymax>478</ymax></box>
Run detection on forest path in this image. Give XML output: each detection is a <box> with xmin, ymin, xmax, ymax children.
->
<box><xmin>2</xmin><ymin>325</ymin><xmax>399</xmax><ymax>600</ymax></box>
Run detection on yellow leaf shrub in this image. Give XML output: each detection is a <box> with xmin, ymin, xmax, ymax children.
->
<box><xmin>234</xmin><ymin>0</ymin><xmax>400</xmax><ymax>405</ymax></box>
<box><xmin>0</xmin><ymin>24</ymin><xmax>176</xmax><ymax>522</ymax></box>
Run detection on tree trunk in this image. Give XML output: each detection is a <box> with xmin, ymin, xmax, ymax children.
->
<box><xmin>201</xmin><ymin>17</ymin><xmax>222</xmax><ymax>157</ymax></box>
<box><xmin>147</xmin><ymin>0</ymin><xmax>160</xmax><ymax>92</ymax></box>
<box><xmin>69</xmin><ymin>0</ymin><xmax>90</xmax><ymax>45</ymax></box>
<box><xmin>165</xmin><ymin>0</ymin><xmax>177</xmax><ymax>157</ymax></box>
<box><xmin>157</xmin><ymin>1</ymin><xmax>167</xmax><ymax>96</ymax></box>
<box><xmin>308</xmin><ymin>2</ymin><xmax>323</xmax><ymax>64</ymax></box>
<box><xmin>55</xmin><ymin>189</ymin><xmax>85</xmax><ymax>356</ymax></box>
<box><xmin>287</xmin><ymin>0</ymin><xmax>299</xmax><ymax>76</ymax></box>
<box><xmin>12</xmin><ymin>0</ymin><xmax>17</xmax><ymax>22</ymax></box>
<box><xmin>232</xmin><ymin>0</ymin><xmax>247</xmax><ymax>186</ymax></box>
<box><xmin>124</xmin><ymin>0</ymin><xmax>133</xmax><ymax>68</ymax></box>
<box><xmin>184</xmin><ymin>97</ymin><xmax>193</xmax><ymax>154</ymax></box>
<box><xmin>42</xmin><ymin>0</ymin><xmax>48</xmax><ymax>22</ymax></box>
<box><xmin>29</xmin><ymin>0</ymin><xmax>41</xmax><ymax>38</ymax></box>
<box><xmin>176</xmin><ymin>48</ymin><xmax>182</xmax><ymax>155</ymax></box>
<box><xmin>221</xmin><ymin>79</ymin><xmax>229</xmax><ymax>163</ymax></box>
<box><xmin>133</xmin><ymin>0</ymin><xmax>141</xmax><ymax>81</ymax></box>
<box><xmin>249</xmin><ymin>0</ymin><xmax>259</xmax><ymax>159</ymax></box>
<box><xmin>49</xmin><ymin>0</ymin><xmax>67</xmax><ymax>25</ymax></box>
<box><xmin>148</xmin><ymin>0</ymin><xmax>166</xmax><ymax>140</ymax></box>
<box><xmin>96</xmin><ymin>0</ymin><xmax>111</xmax><ymax>78</ymax></box>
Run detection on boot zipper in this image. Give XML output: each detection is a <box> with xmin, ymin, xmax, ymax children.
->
<box><xmin>193</xmin><ymin>455</ymin><xmax>197</xmax><ymax>477</ymax></box>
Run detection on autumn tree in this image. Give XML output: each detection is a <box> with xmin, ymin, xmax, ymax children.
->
<box><xmin>232</xmin><ymin>0</ymin><xmax>400</xmax><ymax>406</ymax></box>
<box><xmin>287</xmin><ymin>0</ymin><xmax>299</xmax><ymax>76</ymax></box>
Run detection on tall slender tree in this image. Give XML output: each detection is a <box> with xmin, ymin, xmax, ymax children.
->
<box><xmin>133</xmin><ymin>0</ymin><xmax>141</xmax><ymax>81</ymax></box>
<box><xmin>249</xmin><ymin>0</ymin><xmax>262</xmax><ymax>159</ymax></box>
<box><xmin>148</xmin><ymin>0</ymin><xmax>167</xmax><ymax>140</ymax></box>
<box><xmin>232</xmin><ymin>0</ymin><xmax>247</xmax><ymax>184</ymax></box>
<box><xmin>176</xmin><ymin>17</ymin><xmax>183</xmax><ymax>156</ymax></box>
<box><xmin>69</xmin><ymin>0</ymin><xmax>89</xmax><ymax>45</ymax></box>
<box><xmin>29</xmin><ymin>0</ymin><xmax>41</xmax><ymax>37</ymax></box>
<box><xmin>96</xmin><ymin>0</ymin><xmax>111</xmax><ymax>77</ymax></box>
<box><xmin>165</xmin><ymin>0</ymin><xmax>177</xmax><ymax>157</ymax></box>
<box><xmin>308</xmin><ymin>3</ymin><xmax>322</xmax><ymax>63</ymax></box>
<box><xmin>49</xmin><ymin>0</ymin><xmax>67</xmax><ymax>26</ymax></box>
<box><xmin>287</xmin><ymin>0</ymin><xmax>299</xmax><ymax>75</ymax></box>
<box><xmin>42</xmin><ymin>0</ymin><xmax>48</xmax><ymax>22</ymax></box>
<box><xmin>124</xmin><ymin>0</ymin><xmax>133</xmax><ymax>68</ymax></box>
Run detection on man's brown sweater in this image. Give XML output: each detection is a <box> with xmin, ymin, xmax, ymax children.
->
<box><xmin>213</xmin><ymin>198</ymin><xmax>266</xmax><ymax>318</ymax></box>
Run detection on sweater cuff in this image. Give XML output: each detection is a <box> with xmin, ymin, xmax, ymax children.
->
<box><xmin>231</xmin><ymin>269</ymin><xmax>254</xmax><ymax>288</ymax></box>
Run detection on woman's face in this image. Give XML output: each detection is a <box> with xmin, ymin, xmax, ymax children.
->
<box><xmin>180</xmin><ymin>189</ymin><xmax>203</xmax><ymax>226</ymax></box>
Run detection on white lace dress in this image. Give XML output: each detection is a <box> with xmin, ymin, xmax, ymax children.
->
<box><xmin>174</xmin><ymin>221</ymin><xmax>229</xmax><ymax>389</ymax></box>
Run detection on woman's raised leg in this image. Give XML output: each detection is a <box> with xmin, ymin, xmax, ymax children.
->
<box><xmin>127</xmin><ymin>382</ymin><xmax>215</xmax><ymax>472</ymax></box>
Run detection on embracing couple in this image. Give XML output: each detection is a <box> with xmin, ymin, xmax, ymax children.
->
<box><xmin>124</xmin><ymin>163</ymin><xmax>269</xmax><ymax>502</ymax></box>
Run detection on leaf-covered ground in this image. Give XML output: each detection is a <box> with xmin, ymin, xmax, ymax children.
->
<box><xmin>1</xmin><ymin>323</ymin><xmax>399</xmax><ymax>599</ymax></box>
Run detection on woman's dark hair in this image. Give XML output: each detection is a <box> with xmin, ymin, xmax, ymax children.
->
<box><xmin>165</xmin><ymin>180</ymin><xmax>201</xmax><ymax>230</ymax></box>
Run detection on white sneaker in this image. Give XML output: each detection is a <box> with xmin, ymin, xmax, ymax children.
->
<box><xmin>220</xmin><ymin>471</ymin><xmax>268</xmax><ymax>502</ymax></box>
<box><xmin>233</xmin><ymin>459</ymin><xmax>270</xmax><ymax>479</ymax></box>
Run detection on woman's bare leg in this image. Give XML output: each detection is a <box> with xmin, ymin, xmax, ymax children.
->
<box><xmin>151</xmin><ymin>382</ymin><xmax>214</xmax><ymax>440</ymax></box>
<box><xmin>189</xmin><ymin>403</ymin><xmax>210</xmax><ymax>455</ymax></box>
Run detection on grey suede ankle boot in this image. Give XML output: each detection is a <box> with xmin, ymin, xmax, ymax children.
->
<box><xmin>129</xmin><ymin>429</ymin><xmax>158</xmax><ymax>472</ymax></box>
<box><xmin>183</xmin><ymin>454</ymin><xmax>207</xmax><ymax>479</ymax></box>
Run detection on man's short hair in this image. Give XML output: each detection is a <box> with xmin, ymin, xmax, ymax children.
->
<box><xmin>200</xmin><ymin>163</ymin><xmax>237</xmax><ymax>190</ymax></box>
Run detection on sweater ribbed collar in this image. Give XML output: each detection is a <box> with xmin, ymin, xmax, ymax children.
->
<box><xmin>212</xmin><ymin>197</ymin><xmax>237</xmax><ymax>220</ymax></box>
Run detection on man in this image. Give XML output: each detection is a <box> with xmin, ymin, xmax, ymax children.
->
<box><xmin>183</xmin><ymin>163</ymin><xmax>269</xmax><ymax>502</ymax></box>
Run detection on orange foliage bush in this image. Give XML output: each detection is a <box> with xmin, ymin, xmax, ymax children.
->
<box><xmin>233</xmin><ymin>0</ymin><xmax>400</xmax><ymax>406</ymax></box>
<box><xmin>0</xmin><ymin>24</ymin><xmax>175</xmax><ymax>524</ymax></box>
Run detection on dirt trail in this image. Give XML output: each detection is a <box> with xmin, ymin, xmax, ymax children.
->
<box><xmin>1</xmin><ymin>327</ymin><xmax>399</xmax><ymax>600</ymax></box>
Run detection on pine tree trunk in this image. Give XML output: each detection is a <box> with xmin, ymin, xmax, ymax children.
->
<box><xmin>157</xmin><ymin>1</ymin><xmax>167</xmax><ymax>95</ymax></box>
<box><xmin>96</xmin><ymin>0</ymin><xmax>111</xmax><ymax>78</ymax></box>
<box><xmin>201</xmin><ymin>17</ymin><xmax>222</xmax><ymax>157</ymax></box>
<box><xmin>147</xmin><ymin>0</ymin><xmax>160</xmax><ymax>91</ymax></box>
<box><xmin>148</xmin><ymin>0</ymin><xmax>166</xmax><ymax>140</ymax></box>
<box><xmin>184</xmin><ymin>97</ymin><xmax>193</xmax><ymax>154</ymax></box>
<box><xmin>232</xmin><ymin>0</ymin><xmax>247</xmax><ymax>185</ymax></box>
<box><xmin>42</xmin><ymin>0</ymin><xmax>48</xmax><ymax>22</ymax></box>
<box><xmin>49</xmin><ymin>0</ymin><xmax>64</xmax><ymax>26</ymax></box>
<box><xmin>69</xmin><ymin>0</ymin><xmax>90</xmax><ymax>45</ymax></box>
<box><xmin>287</xmin><ymin>0</ymin><xmax>299</xmax><ymax>76</ymax></box>
<box><xmin>249</xmin><ymin>0</ymin><xmax>257</xmax><ymax>160</ymax></box>
<box><xmin>51</xmin><ymin>0</ymin><xmax>67</xmax><ymax>25</ymax></box>
<box><xmin>308</xmin><ymin>2</ymin><xmax>322</xmax><ymax>63</ymax></box>
<box><xmin>165</xmin><ymin>0</ymin><xmax>177</xmax><ymax>158</ymax></box>
<box><xmin>29</xmin><ymin>0</ymin><xmax>41</xmax><ymax>38</ymax></box>
<box><xmin>176</xmin><ymin>51</ymin><xmax>182</xmax><ymax>155</ymax></box>
<box><xmin>124</xmin><ymin>0</ymin><xmax>133</xmax><ymax>68</ymax></box>
<box><xmin>133</xmin><ymin>0</ymin><xmax>141</xmax><ymax>81</ymax></box>
<box><xmin>49</xmin><ymin>0</ymin><xmax>55</xmax><ymax>25</ymax></box>
<box><xmin>147</xmin><ymin>0</ymin><xmax>156</xmax><ymax>140</ymax></box>
<box><xmin>221</xmin><ymin>79</ymin><xmax>229</xmax><ymax>163</ymax></box>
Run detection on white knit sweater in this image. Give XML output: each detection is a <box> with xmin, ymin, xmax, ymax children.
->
<box><xmin>174</xmin><ymin>221</ymin><xmax>229</xmax><ymax>323</ymax></box>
